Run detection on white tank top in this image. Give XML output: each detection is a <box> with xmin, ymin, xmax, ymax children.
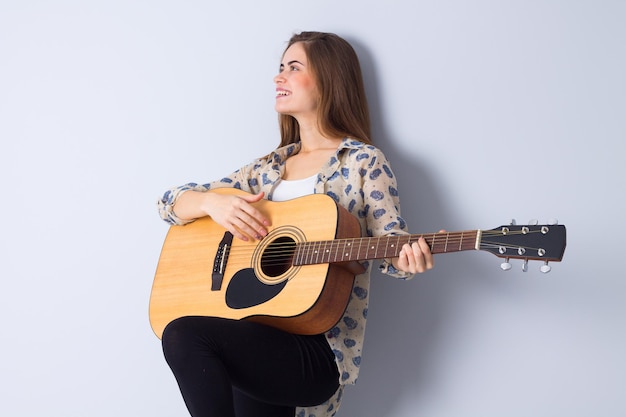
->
<box><xmin>271</xmin><ymin>174</ymin><xmax>317</xmax><ymax>202</ymax></box>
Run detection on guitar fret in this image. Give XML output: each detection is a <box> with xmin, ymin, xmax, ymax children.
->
<box><xmin>317</xmin><ymin>242</ymin><xmax>326</xmax><ymax>263</ymax></box>
<box><xmin>317</xmin><ymin>242</ymin><xmax>324</xmax><ymax>263</ymax></box>
<box><xmin>334</xmin><ymin>241</ymin><xmax>341</xmax><ymax>263</ymax></box>
<box><xmin>306</xmin><ymin>241</ymin><xmax>312</xmax><ymax>264</ymax></box>
<box><xmin>303</xmin><ymin>241</ymin><xmax>311</xmax><ymax>265</ymax></box>
<box><xmin>320</xmin><ymin>240</ymin><xmax>327</xmax><ymax>263</ymax></box>
<box><xmin>294</xmin><ymin>242</ymin><xmax>302</xmax><ymax>266</ymax></box>
<box><xmin>343</xmin><ymin>239</ymin><xmax>350</xmax><ymax>260</ymax></box>
<box><xmin>357</xmin><ymin>237</ymin><xmax>364</xmax><ymax>260</ymax></box>
<box><xmin>301</xmin><ymin>241</ymin><xmax>308</xmax><ymax>265</ymax></box>
<box><xmin>300</xmin><ymin>241</ymin><xmax>307</xmax><ymax>265</ymax></box>
<box><xmin>327</xmin><ymin>241</ymin><xmax>333</xmax><ymax>262</ymax></box>
<box><xmin>309</xmin><ymin>241</ymin><xmax>317</xmax><ymax>265</ymax></box>
<box><xmin>293</xmin><ymin>239</ymin><xmax>306</xmax><ymax>265</ymax></box>
<box><xmin>307</xmin><ymin>241</ymin><xmax>315</xmax><ymax>264</ymax></box>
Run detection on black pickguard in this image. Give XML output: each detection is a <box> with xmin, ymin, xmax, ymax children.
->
<box><xmin>225</xmin><ymin>268</ymin><xmax>287</xmax><ymax>309</ymax></box>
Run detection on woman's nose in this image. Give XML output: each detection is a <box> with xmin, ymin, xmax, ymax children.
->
<box><xmin>274</xmin><ymin>72</ymin><xmax>285</xmax><ymax>84</ymax></box>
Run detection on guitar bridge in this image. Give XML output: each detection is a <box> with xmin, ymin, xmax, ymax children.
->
<box><xmin>212</xmin><ymin>232</ymin><xmax>233</xmax><ymax>291</ymax></box>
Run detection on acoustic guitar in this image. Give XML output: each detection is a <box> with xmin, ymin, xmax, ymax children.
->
<box><xmin>149</xmin><ymin>188</ymin><xmax>566</xmax><ymax>338</ymax></box>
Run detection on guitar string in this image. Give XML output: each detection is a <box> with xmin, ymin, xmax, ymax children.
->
<box><xmin>222</xmin><ymin>230</ymin><xmax>544</xmax><ymax>261</ymax></box>
<box><xmin>216</xmin><ymin>229</ymin><xmax>550</xmax><ymax>268</ymax></box>
<box><xmin>221</xmin><ymin>229</ymin><xmax>545</xmax><ymax>257</ymax></box>
<box><xmin>220</xmin><ymin>230</ymin><xmax>545</xmax><ymax>257</ymax></box>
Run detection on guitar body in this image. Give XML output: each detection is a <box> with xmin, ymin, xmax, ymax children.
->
<box><xmin>149</xmin><ymin>188</ymin><xmax>362</xmax><ymax>339</ymax></box>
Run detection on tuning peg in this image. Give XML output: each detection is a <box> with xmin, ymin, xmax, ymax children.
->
<box><xmin>509</xmin><ymin>219</ymin><xmax>517</xmax><ymax>225</ymax></box>
<box><xmin>522</xmin><ymin>259</ymin><xmax>529</xmax><ymax>272</ymax></box>
<box><xmin>548</xmin><ymin>218</ymin><xmax>559</xmax><ymax>225</ymax></box>
<box><xmin>528</xmin><ymin>219</ymin><xmax>539</xmax><ymax>226</ymax></box>
<box><xmin>501</xmin><ymin>258</ymin><xmax>512</xmax><ymax>271</ymax></box>
<box><xmin>540</xmin><ymin>261</ymin><xmax>552</xmax><ymax>273</ymax></box>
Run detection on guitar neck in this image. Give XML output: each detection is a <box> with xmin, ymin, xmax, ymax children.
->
<box><xmin>293</xmin><ymin>231</ymin><xmax>480</xmax><ymax>266</ymax></box>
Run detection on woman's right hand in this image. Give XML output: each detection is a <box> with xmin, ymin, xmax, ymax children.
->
<box><xmin>174</xmin><ymin>190</ymin><xmax>270</xmax><ymax>242</ymax></box>
<box><xmin>203</xmin><ymin>191</ymin><xmax>271</xmax><ymax>241</ymax></box>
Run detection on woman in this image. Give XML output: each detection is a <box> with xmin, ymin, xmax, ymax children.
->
<box><xmin>157</xmin><ymin>31</ymin><xmax>435</xmax><ymax>417</ymax></box>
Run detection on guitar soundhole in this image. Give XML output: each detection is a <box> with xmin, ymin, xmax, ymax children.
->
<box><xmin>261</xmin><ymin>236</ymin><xmax>296</xmax><ymax>278</ymax></box>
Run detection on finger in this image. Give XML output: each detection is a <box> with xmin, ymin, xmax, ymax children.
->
<box><xmin>237</xmin><ymin>193</ymin><xmax>271</xmax><ymax>227</ymax></box>
<box><xmin>237</xmin><ymin>207</ymin><xmax>272</xmax><ymax>239</ymax></box>
<box><xmin>416</xmin><ymin>238</ymin><xmax>435</xmax><ymax>270</ymax></box>
<box><xmin>240</xmin><ymin>191</ymin><xmax>265</xmax><ymax>203</ymax></box>
<box><xmin>226</xmin><ymin>223</ymin><xmax>252</xmax><ymax>242</ymax></box>
<box><xmin>225</xmin><ymin>220</ymin><xmax>256</xmax><ymax>241</ymax></box>
<box><xmin>410</xmin><ymin>243</ymin><xmax>428</xmax><ymax>273</ymax></box>
<box><xmin>400</xmin><ymin>243</ymin><xmax>421</xmax><ymax>274</ymax></box>
<box><xmin>233</xmin><ymin>211</ymin><xmax>269</xmax><ymax>240</ymax></box>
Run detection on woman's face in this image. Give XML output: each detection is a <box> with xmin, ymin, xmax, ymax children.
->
<box><xmin>274</xmin><ymin>42</ymin><xmax>319</xmax><ymax>120</ymax></box>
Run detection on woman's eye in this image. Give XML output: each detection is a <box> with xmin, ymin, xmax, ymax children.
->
<box><xmin>290</xmin><ymin>65</ymin><xmax>299</xmax><ymax>71</ymax></box>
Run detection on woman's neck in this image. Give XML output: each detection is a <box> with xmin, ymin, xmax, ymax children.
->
<box><xmin>297</xmin><ymin>123</ymin><xmax>341</xmax><ymax>153</ymax></box>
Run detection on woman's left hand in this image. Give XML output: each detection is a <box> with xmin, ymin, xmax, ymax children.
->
<box><xmin>392</xmin><ymin>230</ymin><xmax>445</xmax><ymax>274</ymax></box>
<box><xmin>393</xmin><ymin>238</ymin><xmax>434</xmax><ymax>274</ymax></box>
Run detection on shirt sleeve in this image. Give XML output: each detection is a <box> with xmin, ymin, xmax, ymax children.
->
<box><xmin>359</xmin><ymin>147</ymin><xmax>414</xmax><ymax>280</ymax></box>
<box><xmin>156</xmin><ymin>166</ymin><xmax>251</xmax><ymax>226</ymax></box>
<box><xmin>157</xmin><ymin>182</ymin><xmax>208</xmax><ymax>226</ymax></box>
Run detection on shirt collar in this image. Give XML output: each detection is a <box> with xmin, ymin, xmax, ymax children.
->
<box><xmin>273</xmin><ymin>137</ymin><xmax>364</xmax><ymax>159</ymax></box>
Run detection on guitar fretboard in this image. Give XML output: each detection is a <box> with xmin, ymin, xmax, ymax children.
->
<box><xmin>293</xmin><ymin>231</ymin><xmax>480</xmax><ymax>266</ymax></box>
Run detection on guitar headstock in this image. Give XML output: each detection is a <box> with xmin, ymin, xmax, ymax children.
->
<box><xmin>479</xmin><ymin>222</ymin><xmax>566</xmax><ymax>273</ymax></box>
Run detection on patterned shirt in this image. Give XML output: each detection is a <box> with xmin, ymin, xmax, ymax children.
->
<box><xmin>157</xmin><ymin>138</ymin><xmax>414</xmax><ymax>416</ymax></box>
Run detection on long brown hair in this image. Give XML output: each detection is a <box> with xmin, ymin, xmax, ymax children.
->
<box><xmin>277</xmin><ymin>31</ymin><xmax>372</xmax><ymax>147</ymax></box>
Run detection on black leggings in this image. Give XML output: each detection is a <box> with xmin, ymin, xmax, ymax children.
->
<box><xmin>162</xmin><ymin>316</ymin><xmax>340</xmax><ymax>417</ymax></box>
